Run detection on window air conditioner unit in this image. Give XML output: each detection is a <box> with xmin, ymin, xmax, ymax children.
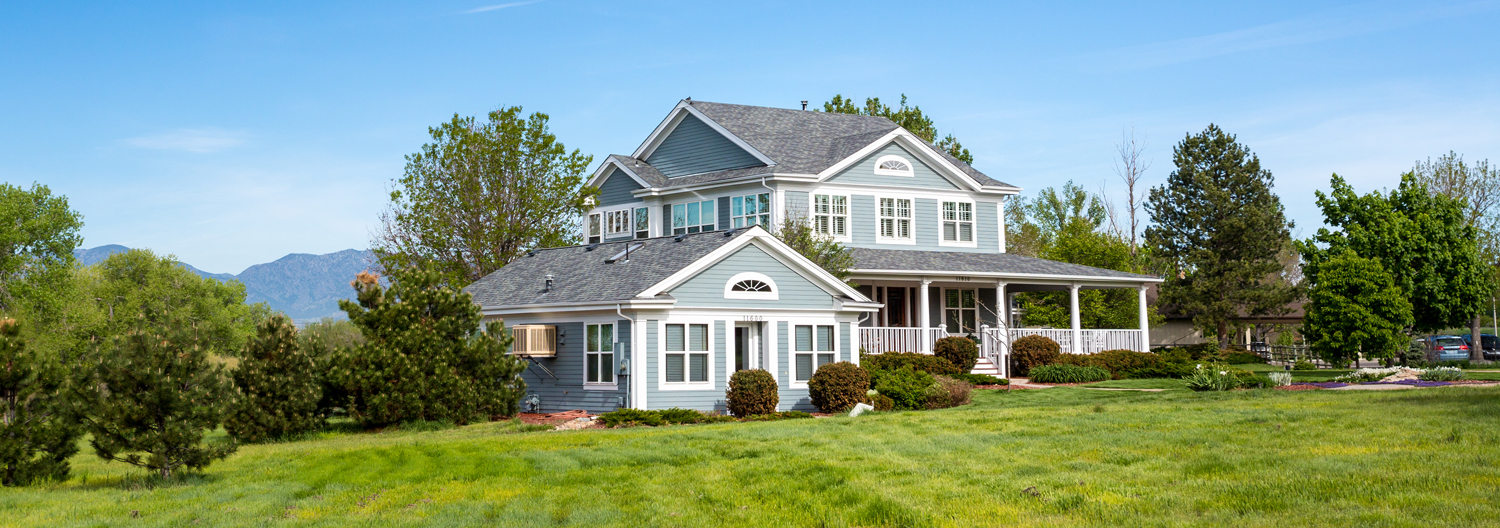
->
<box><xmin>512</xmin><ymin>325</ymin><xmax>558</xmax><ymax>357</ymax></box>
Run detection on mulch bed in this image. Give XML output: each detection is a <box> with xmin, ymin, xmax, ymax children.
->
<box><xmin>518</xmin><ymin>410</ymin><xmax>593</xmax><ymax>426</ymax></box>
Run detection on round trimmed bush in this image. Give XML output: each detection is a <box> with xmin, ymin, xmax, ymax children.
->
<box><xmin>868</xmin><ymin>393</ymin><xmax>894</xmax><ymax>411</ymax></box>
<box><xmin>870</xmin><ymin>367</ymin><xmax>935</xmax><ymax>410</ymax></box>
<box><xmin>808</xmin><ymin>361</ymin><xmax>870</xmax><ymax>413</ymax></box>
<box><xmin>1011</xmin><ymin>335</ymin><xmax>1060</xmax><ymax>377</ymax></box>
<box><xmin>1027</xmin><ymin>364</ymin><xmax>1110</xmax><ymax>384</ymax></box>
<box><xmin>726</xmin><ymin>369</ymin><xmax>779</xmax><ymax>417</ymax></box>
<box><xmin>934</xmin><ymin>336</ymin><xmax>979</xmax><ymax>372</ymax></box>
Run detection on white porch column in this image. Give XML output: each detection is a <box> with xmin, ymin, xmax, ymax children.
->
<box><xmin>919</xmin><ymin>278</ymin><xmax>932</xmax><ymax>352</ymax></box>
<box><xmin>1138</xmin><ymin>285</ymin><xmax>1150</xmax><ymax>352</ymax></box>
<box><xmin>1069</xmin><ymin>283</ymin><xmax>1081</xmax><ymax>353</ymax></box>
<box><xmin>995</xmin><ymin>281</ymin><xmax>1008</xmax><ymax>331</ymax></box>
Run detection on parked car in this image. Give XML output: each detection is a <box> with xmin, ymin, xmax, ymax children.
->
<box><xmin>1460</xmin><ymin>333</ymin><xmax>1499</xmax><ymax>361</ymax></box>
<box><xmin>1411</xmin><ymin>335</ymin><xmax>1471</xmax><ymax>363</ymax></box>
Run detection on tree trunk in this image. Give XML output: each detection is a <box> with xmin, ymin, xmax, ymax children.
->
<box><xmin>1216</xmin><ymin>321</ymin><xmax>1230</xmax><ymax>350</ymax></box>
<box><xmin>1472</xmin><ymin>314</ymin><xmax>1484</xmax><ymax>361</ymax></box>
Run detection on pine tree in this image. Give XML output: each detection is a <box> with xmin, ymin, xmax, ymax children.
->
<box><xmin>76</xmin><ymin>316</ymin><xmax>236</xmax><ymax>478</ymax></box>
<box><xmin>332</xmin><ymin>270</ymin><xmax>526</xmax><ymax>428</ymax></box>
<box><xmin>224</xmin><ymin>314</ymin><xmax>322</xmax><ymax>443</ymax></box>
<box><xmin>1146</xmin><ymin>125</ymin><xmax>1297</xmax><ymax>347</ymax></box>
<box><xmin>0</xmin><ymin>319</ymin><xmax>82</xmax><ymax>486</ymax></box>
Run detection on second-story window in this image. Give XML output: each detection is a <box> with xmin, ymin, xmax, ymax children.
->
<box><xmin>732</xmin><ymin>192</ymin><xmax>771</xmax><ymax>228</ymax></box>
<box><xmin>605</xmin><ymin>209</ymin><xmax>631</xmax><ymax>238</ymax></box>
<box><xmin>879</xmin><ymin>198</ymin><xmax>912</xmax><ymax>240</ymax></box>
<box><xmin>587</xmin><ymin>213</ymin><xmax>602</xmax><ymax>244</ymax></box>
<box><xmin>942</xmin><ymin>201</ymin><xmax>974</xmax><ymax>243</ymax></box>
<box><xmin>634</xmin><ymin>207</ymin><xmax>650</xmax><ymax>239</ymax></box>
<box><xmin>813</xmin><ymin>194</ymin><xmax>847</xmax><ymax>237</ymax></box>
<box><xmin>672</xmin><ymin>200</ymin><xmax>716</xmax><ymax>235</ymax></box>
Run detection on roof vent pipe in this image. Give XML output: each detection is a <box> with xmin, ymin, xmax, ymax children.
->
<box><xmin>801</xmin><ymin>100</ymin><xmax>808</xmax><ymax>110</ymax></box>
<box><xmin>544</xmin><ymin>274</ymin><xmax>554</xmax><ymax>293</ymax></box>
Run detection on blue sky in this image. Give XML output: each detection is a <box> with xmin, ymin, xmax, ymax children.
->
<box><xmin>2</xmin><ymin>1</ymin><xmax>1496</xmax><ymax>273</ymax></box>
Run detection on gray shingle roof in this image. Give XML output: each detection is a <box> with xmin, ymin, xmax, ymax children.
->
<box><xmin>849</xmin><ymin>248</ymin><xmax>1159</xmax><ymax>281</ymax></box>
<box><xmin>464</xmin><ymin>230</ymin><xmax>745</xmax><ymax>308</ymax></box>
<box><xmin>602</xmin><ymin>101</ymin><xmax>1016</xmax><ymax>191</ymax></box>
<box><xmin>606</xmin><ymin>154</ymin><xmax>669</xmax><ymax>187</ymax></box>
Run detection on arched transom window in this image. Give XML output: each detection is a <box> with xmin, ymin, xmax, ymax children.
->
<box><xmin>724</xmin><ymin>272</ymin><xmax>778</xmax><ymax>300</ymax></box>
<box><xmin>874</xmin><ymin>154</ymin><xmax>914</xmax><ymax>176</ymax></box>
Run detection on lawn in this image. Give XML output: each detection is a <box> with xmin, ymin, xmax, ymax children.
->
<box><xmin>6</xmin><ymin>386</ymin><xmax>1500</xmax><ymax>527</ymax></box>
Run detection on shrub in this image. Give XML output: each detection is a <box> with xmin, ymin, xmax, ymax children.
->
<box><xmin>225</xmin><ymin>315</ymin><xmax>324</xmax><ymax>444</ymax></box>
<box><xmin>1238</xmin><ymin>374</ymin><xmax>1271</xmax><ymax>389</ymax></box>
<box><xmin>924</xmin><ymin>376</ymin><xmax>973</xmax><ymax>409</ymax></box>
<box><xmin>1184</xmin><ymin>363</ymin><xmax>1238</xmax><ymax>391</ymax></box>
<box><xmin>1078</xmin><ymin>349</ymin><xmax>1160</xmax><ymax>379</ymax></box>
<box><xmin>1419</xmin><ymin>367</ymin><xmax>1464</xmax><ymax>381</ymax></box>
<box><xmin>808</xmin><ymin>361</ymin><xmax>870</xmax><ymax>413</ymax></box>
<box><xmin>1027</xmin><ymin>364</ymin><xmax>1110</xmax><ymax>384</ymax></box>
<box><xmin>1267</xmin><ymin>371</ymin><xmax>1293</xmax><ymax>387</ymax></box>
<box><xmin>1292</xmin><ymin>359</ymin><xmax>1319</xmax><ymax>370</ymax></box>
<box><xmin>740</xmin><ymin>411</ymin><xmax>815</xmax><ymax>421</ymax></box>
<box><xmin>599</xmin><ymin>408</ymin><xmax>730</xmax><ymax>427</ymax></box>
<box><xmin>949</xmin><ymin>373</ymin><xmax>1008</xmax><ymax>385</ymax></box>
<box><xmin>933</xmin><ymin>337</ymin><xmax>979</xmax><ymax>372</ymax></box>
<box><xmin>726</xmin><ymin>369</ymin><xmax>779</xmax><ymax>417</ymax></box>
<box><xmin>1121</xmin><ymin>362</ymin><xmax>1194</xmax><ymax>379</ymax></box>
<box><xmin>868</xmin><ymin>393</ymin><xmax>895</xmax><ymax>411</ymax></box>
<box><xmin>1223</xmin><ymin>351</ymin><xmax>1267</xmax><ymax>364</ymax></box>
<box><xmin>1011</xmin><ymin>335</ymin><xmax>1060</xmax><ymax>377</ymax></box>
<box><xmin>870</xmin><ymin>367</ymin><xmax>935</xmax><ymax>410</ymax></box>
<box><xmin>859</xmin><ymin>352</ymin><xmax>959</xmax><ymax>375</ymax></box>
<box><xmin>1153</xmin><ymin>343</ymin><xmax>1220</xmax><ymax>361</ymax></box>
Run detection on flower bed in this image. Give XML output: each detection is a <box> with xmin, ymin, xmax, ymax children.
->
<box><xmin>1361</xmin><ymin>380</ymin><xmax>1450</xmax><ymax>387</ymax></box>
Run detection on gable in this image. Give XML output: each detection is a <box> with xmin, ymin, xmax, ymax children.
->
<box><xmin>646</xmin><ymin>113</ymin><xmax>765</xmax><ymax>178</ymax></box>
<box><xmin>667</xmin><ymin>244</ymin><xmax>837</xmax><ymax>309</ymax></box>
<box><xmin>598</xmin><ymin>168</ymin><xmax>643</xmax><ymax>206</ymax></box>
<box><xmin>825</xmin><ymin>143</ymin><xmax>962</xmax><ymax>190</ymax></box>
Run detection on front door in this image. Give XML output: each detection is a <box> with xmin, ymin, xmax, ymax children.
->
<box><xmin>734</xmin><ymin>323</ymin><xmax>762</xmax><ymax>371</ymax></box>
<box><xmin>886</xmin><ymin>287</ymin><xmax>907</xmax><ymax>327</ymax></box>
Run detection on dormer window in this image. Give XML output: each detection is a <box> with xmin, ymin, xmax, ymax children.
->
<box><xmin>874</xmin><ymin>155</ymin><xmax>914</xmax><ymax>176</ymax></box>
<box><xmin>724</xmin><ymin>272</ymin><xmax>778</xmax><ymax>300</ymax></box>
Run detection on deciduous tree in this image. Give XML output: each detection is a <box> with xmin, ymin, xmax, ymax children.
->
<box><xmin>1412</xmin><ymin>152</ymin><xmax>1500</xmax><ymax>359</ymax></box>
<box><xmin>0</xmin><ymin>183</ymin><xmax>87</xmax><ymax>358</ymax></box>
<box><xmin>1302</xmin><ymin>250</ymin><xmax>1412</xmax><ymax>366</ymax></box>
<box><xmin>822</xmin><ymin>94</ymin><xmax>973</xmax><ymax>164</ymax></box>
<box><xmin>774</xmin><ymin>214</ymin><xmax>855</xmax><ymax>284</ymax></box>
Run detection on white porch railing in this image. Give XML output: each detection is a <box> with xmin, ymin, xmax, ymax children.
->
<box><xmin>1010</xmin><ymin>328</ymin><xmax>1073</xmax><ymax>353</ymax></box>
<box><xmin>980</xmin><ymin>326</ymin><xmax>1009</xmax><ymax>378</ymax></box>
<box><xmin>1010</xmin><ymin>328</ymin><xmax>1143</xmax><ymax>354</ymax></box>
<box><xmin>858</xmin><ymin>327</ymin><xmax>949</xmax><ymax>354</ymax></box>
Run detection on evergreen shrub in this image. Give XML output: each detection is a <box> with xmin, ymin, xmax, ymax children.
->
<box><xmin>807</xmin><ymin>361</ymin><xmax>870</xmax><ymax>413</ymax></box>
<box><xmin>0</xmin><ymin>319</ymin><xmax>81</xmax><ymax>486</ymax></box>
<box><xmin>859</xmin><ymin>352</ymin><xmax>959</xmax><ymax>375</ymax></box>
<box><xmin>1027</xmin><ymin>364</ymin><xmax>1110</xmax><ymax>384</ymax></box>
<box><xmin>870</xmin><ymin>367</ymin><xmax>935</xmax><ymax>410</ymax></box>
<box><xmin>924</xmin><ymin>376</ymin><xmax>973</xmax><ymax>409</ymax></box>
<box><xmin>1010</xmin><ymin>335</ymin><xmax>1060</xmax><ymax>377</ymax></box>
<box><xmin>933</xmin><ymin>336</ymin><xmax>979</xmax><ymax>372</ymax></box>
<box><xmin>225</xmin><ymin>315</ymin><xmax>323</xmax><ymax>443</ymax></box>
<box><xmin>868</xmin><ymin>393</ymin><xmax>895</xmax><ymax>411</ymax></box>
<box><xmin>726</xmin><ymin>369</ymin><xmax>779</xmax><ymax>417</ymax></box>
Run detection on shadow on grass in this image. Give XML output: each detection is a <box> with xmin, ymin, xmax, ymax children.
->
<box><xmin>68</xmin><ymin>468</ymin><xmax>224</xmax><ymax>492</ymax></box>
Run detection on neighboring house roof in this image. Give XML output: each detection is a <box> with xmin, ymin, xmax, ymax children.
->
<box><xmin>596</xmin><ymin>100</ymin><xmax>1015</xmax><ymax>191</ymax></box>
<box><xmin>848</xmin><ymin>248</ymin><xmax>1160</xmax><ymax>282</ymax></box>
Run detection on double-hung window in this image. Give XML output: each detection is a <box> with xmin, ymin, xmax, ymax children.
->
<box><xmin>634</xmin><ymin>207</ymin><xmax>650</xmax><ymax>239</ymax></box>
<box><xmin>665</xmin><ymin>323</ymin><xmax>710</xmax><ymax>384</ymax></box>
<box><xmin>942</xmin><ymin>201</ymin><xmax>974</xmax><ymax>243</ymax></box>
<box><xmin>587</xmin><ymin>213</ymin><xmax>602</xmax><ymax>244</ymax></box>
<box><xmin>879</xmin><ymin>198</ymin><xmax>912</xmax><ymax>240</ymax></box>
<box><xmin>944</xmin><ymin>289</ymin><xmax>977</xmax><ymax>334</ymax></box>
<box><xmin>585</xmin><ymin>323</ymin><xmax>614</xmax><ymax>385</ymax></box>
<box><xmin>812</xmin><ymin>194</ymin><xmax>847</xmax><ymax>237</ymax></box>
<box><xmin>605</xmin><ymin>209</ymin><xmax>631</xmax><ymax>238</ymax></box>
<box><xmin>731</xmin><ymin>192</ymin><xmax>771</xmax><ymax>228</ymax></box>
<box><xmin>671</xmin><ymin>200</ymin><xmax>716</xmax><ymax>235</ymax></box>
<box><xmin>794</xmin><ymin>325</ymin><xmax>836</xmax><ymax>383</ymax></box>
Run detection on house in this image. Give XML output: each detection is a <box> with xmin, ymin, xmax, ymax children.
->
<box><xmin>463</xmin><ymin>99</ymin><xmax>1162</xmax><ymax>413</ymax></box>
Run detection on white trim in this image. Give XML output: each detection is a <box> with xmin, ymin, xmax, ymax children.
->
<box><xmin>872</xmin><ymin>154</ymin><xmax>914</xmax><ymax>176</ymax></box>
<box><xmin>815</xmin><ymin>131</ymin><xmax>997</xmax><ymax>192</ymax></box>
<box><xmin>631</xmin><ymin>101</ymin><xmax>777</xmax><ymax>168</ymax></box>
<box><xmin>785</xmin><ymin>319</ymin><xmax>842</xmax><ymax>389</ymax></box>
<box><xmin>875</xmin><ymin>195</ymin><xmax>916</xmax><ymax>245</ymax></box>
<box><xmin>937</xmin><ymin>199</ymin><xmax>978</xmax><ymax>248</ymax></box>
<box><xmin>810</xmin><ymin>191</ymin><xmax>852</xmax><ymax>243</ymax></box>
<box><xmin>848</xmin><ymin>268</ymin><xmax>1163</xmax><ymax>285</ymax></box>
<box><xmin>656</xmin><ymin>317</ymin><xmax>718</xmax><ymax>391</ymax></box>
<box><xmin>724</xmin><ymin>271</ymin><xmax>779</xmax><ymax>300</ymax></box>
<box><xmin>998</xmin><ymin>197</ymin><xmax>1008</xmax><ymax>253</ymax></box>
<box><xmin>586</xmin><ymin>157</ymin><xmax>654</xmax><ymax>190</ymax></box>
<box><xmin>636</xmin><ymin>226</ymin><xmax>870</xmax><ymax>302</ymax></box>
<box><xmin>583</xmin><ymin>321</ymin><xmax>620</xmax><ymax>390</ymax></box>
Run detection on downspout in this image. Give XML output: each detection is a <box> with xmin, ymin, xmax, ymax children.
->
<box><xmin>616</xmin><ymin>304</ymin><xmax>636</xmax><ymax>409</ymax></box>
<box><xmin>760</xmin><ymin>177</ymin><xmax>776</xmax><ymax>232</ymax></box>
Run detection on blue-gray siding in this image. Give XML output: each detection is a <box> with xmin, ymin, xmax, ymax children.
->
<box><xmin>776</xmin><ymin>321</ymin><xmax>814</xmax><ymax>411</ymax></box>
<box><xmin>598</xmin><ymin>168</ymin><xmax>642</xmax><ymax>207</ymax></box>
<box><xmin>643</xmin><ymin>319</ymin><xmax>726</xmax><ymax>412</ymax></box>
<box><xmin>825</xmin><ymin>143</ymin><xmax>961</xmax><ymax>190</ymax></box>
<box><xmin>515</xmin><ymin>321</ymin><xmax>627</xmax><ymax>414</ymax></box>
<box><xmin>840</xmin><ymin>322</ymin><xmax>851</xmax><ymax>363</ymax></box>
<box><xmin>715</xmin><ymin>321</ymin><xmax>727</xmax><ymax>394</ymax></box>
<box><xmin>646</xmin><ymin>113</ymin><xmax>764</xmax><ymax>177</ymax></box>
<box><xmin>785</xmin><ymin>191</ymin><xmax>809</xmax><ymax>221</ymax></box>
<box><xmin>846</xmin><ymin>195</ymin><xmax>1000</xmax><ymax>253</ymax></box>
<box><xmin>667</xmin><ymin>245</ymin><xmax>836</xmax><ymax>309</ymax></box>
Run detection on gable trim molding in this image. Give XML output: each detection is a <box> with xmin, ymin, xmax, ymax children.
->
<box><xmin>586</xmin><ymin>157</ymin><xmax>655</xmax><ymax>190</ymax></box>
<box><xmin>636</xmin><ymin>226</ymin><xmax>871</xmax><ymax>305</ymax></box>
<box><xmin>815</xmin><ymin>130</ymin><xmax>1018</xmax><ymax>195</ymax></box>
<box><xmin>631</xmin><ymin>101</ymin><xmax>777</xmax><ymax>169</ymax></box>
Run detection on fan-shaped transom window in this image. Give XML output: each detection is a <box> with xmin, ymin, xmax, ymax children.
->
<box><xmin>724</xmin><ymin>272</ymin><xmax>778</xmax><ymax>300</ymax></box>
<box><xmin>874</xmin><ymin>154</ymin><xmax>914</xmax><ymax>176</ymax></box>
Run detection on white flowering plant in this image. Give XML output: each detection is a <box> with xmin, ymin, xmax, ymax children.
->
<box><xmin>1184</xmin><ymin>362</ymin><xmax>1239</xmax><ymax>391</ymax></box>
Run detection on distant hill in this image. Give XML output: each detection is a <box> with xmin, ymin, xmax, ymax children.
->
<box><xmin>72</xmin><ymin>245</ymin><xmax>377</xmax><ymax>323</ymax></box>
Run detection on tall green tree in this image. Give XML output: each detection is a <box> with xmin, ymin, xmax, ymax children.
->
<box><xmin>1411</xmin><ymin>151</ymin><xmax>1500</xmax><ymax>358</ymax></box>
<box><xmin>822</xmin><ymin>94</ymin><xmax>973</xmax><ymax>164</ymax></box>
<box><xmin>1012</xmin><ymin>191</ymin><xmax>1159</xmax><ymax>329</ymax></box>
<box><xmin>87</xmin><ymin>249</ymin><xmax>264</xmax><ymax>357</ymax></box>
<box><xmin>1300</xmin><ymin>174</ymin><xmax>1491</xmax><ymax>335</ymax></box>
<box><xmin>333</xmin><ymin>270</ymin><xmax>527</xmax><ymax>428</ymax></box>
<box><xmin>0</xmin><ymin>319</ymin><xmax>82</xmax><ymax>486</ymax></box>
<box><xmin>1302</xmin><ymin>251</ymin><xmax>1412</xmax><ymax>366</ymax></box>
<box><xmin>375</xmin><ymin>106</ymin><xmax>596</xmax><ymax>288</ymax></box>
<box><xmin>774</xmin><ymin>214</ymin><xmax>855</xmax><ymax>284</ymax></box>
<box><xmin>0</xmin><ymin>183</ymin><xmax>86</xmax><ymax>358</ymax></box>
<box><xmin>224</xmin><ymin>314</ymin><xmax>323</xmax><ymax>443</ymax></box>
<box><xmin>1145</xmin><ymin>125</ymin><xmax>1296</xmax><ymax>348</ymax></box>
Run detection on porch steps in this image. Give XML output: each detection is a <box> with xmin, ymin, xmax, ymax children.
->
<box><xmin>971</xmin><ymin>357</ymin><xmax>1002</xmax><ymax>376</ymax></box>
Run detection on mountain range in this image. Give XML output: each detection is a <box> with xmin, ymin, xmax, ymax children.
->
<box><xmin>74</xmin><ymin>245</ymin><xmax>377</xmax><ymax>323</ymax></box>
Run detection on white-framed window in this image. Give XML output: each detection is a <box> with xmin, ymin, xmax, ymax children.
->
<box><xmin>873</xmin><ymin>154</ymin><xmax>914</xmax><ymax>176</ymax></box>
<box><xmin>665</xmin><ymin>323</ymin><xmax>710</xmax><ymax>384</ymax></box>
<box><xmin>793</xmin><ymin>324</ymin><xmax>836</xmax><ymax>383</ymax></box>
<box><xmin>605</xmin><ymin>209</ymin><xmax>631</xmax><ymax>237</ymax></box>
<box><xmin>944</xmin><ymin>289</ymin><xmax>978</xmax><ymax>335</ymax></box>
<box><xmin>672</xmin><ymin>200</ymin><xmax>716</xmax><ymax>235</ymax></box>
<box><xmin>812</xmin><ymin>194</ymin><xmax>848</xmax><ymax>238</ymax></box>
<box><xmin>731</xmin><ymin>192</ymin><xmax>771</xmax><ymax>228</ymax></box>
<box><xmin>723</xmin><ymin>271</ymin><xmax>778</xmax><ymax>300</ymax></box>
<box><xmin>878</xmin><ymin>197</ymin><xmax>912</xmax><ymax>241</ymax></box>
<box><xmin>942</xmin><ymin>201</ymin><xmax>974</xmax><ymax>244</ymax></box>
<box><xmin>585</xmin><ymin>323</ymin><xmax>615</xmax><ymax>386</ymax></box>
<box><xmin>587</xmin><ymin>213</ymin><xmax>602</xmax><ymax>244</ymax></box>
<box><xmin>634</xmin><ymin>207</ymin><xmax>650</xmax><ymax>239</ymax></box>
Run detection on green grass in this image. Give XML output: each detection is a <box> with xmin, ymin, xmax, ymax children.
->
<box><xmin>1081</xmin><ymin>378</ymin><xmax>1188</xmax><ymax>390</ymax></box>
<box><xmin>8</xmin><ymin>386</ymin><xmax>1500</xmax><ymax>527</ymax></box>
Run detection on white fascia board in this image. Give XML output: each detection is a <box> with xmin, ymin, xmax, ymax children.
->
<box><xmin>813</xmin><ymin>130</ymin><xmax>985</xmax><ymax>191</ymax></box>
<box><xmin>480</xmin><ymin>298</ymin><xmax>675</xmax><ymax>317</ymax></box>
<box><xmin>636</xmin><ymin>227</ymin><xmax>872</xmax><ymax>302</ymax></box>
<box><xmin>586</xmin><ymin>157</ymin><xmax>654</xmax><ymax>189</ymax></box>
<box><xmin>630</xmin><ymin>173</ymin><xmax>818</xmax><ymax>198</ymax></box>
<box><xmin>630</xmin><ymin>102</ymin><xmax>777</xmax><ymax>168</ymax></box>
<box><xmin>848</xmin><ymin>269</ymin><xmax>1163</xmax><ymax>285</ymax></box>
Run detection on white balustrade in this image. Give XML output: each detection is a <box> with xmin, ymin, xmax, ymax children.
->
<box><xmin>858</xmin><ymin>327</ymin><xmax>949</xmax><ymax>354</ymax></box>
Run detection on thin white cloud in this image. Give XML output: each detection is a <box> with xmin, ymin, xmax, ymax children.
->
<box><xmin>121</xmin><ymin>128</ymin><xmax>246</xmax><ymax>153</ymax></box>
<box><xmin>464</xmin><ymin>1</ymin><xmax>542</xmax><ymax>14</ymax></box>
